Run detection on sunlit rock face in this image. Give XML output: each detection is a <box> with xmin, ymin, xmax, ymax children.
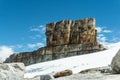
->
<box><xmin>4</xmin><ymin>18</ymin><xmax>104</xmax><ymax>66</ymax></box>
<box><xmin>46</xmin><ymin>18</ymin><xmax>97</xmax><ymax>46</ymax></box>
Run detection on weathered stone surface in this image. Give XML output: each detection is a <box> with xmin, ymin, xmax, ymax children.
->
<box><xmin>4</xmin><ymin>18</ymin><xmax>104</xmax><ymax>66</ymax></box>
<box><xmin>111</xmin><ymin>49</ymin><xmax>120</xmax><ymax>74</ymax></box>
<box><xmin>25</xmin><ymin>74</ymin><xmax>54</xmax><ymax>80</ymax></box>
<box><xmin>51</xmin><ymin>72</ymin><xmax>120</xmax><ymax>80</ymax></box>
<box><xmin>53</xmin><ymin>69</ymin><xmax>73</xmax><ymax>78</ymax></box>
<box><xmin>39</xmin><ymin>74</ymin><xmax>54</xmax><ymax>80</ymax></box>
<box><xmin>51</xmin><ymin>66</ymin><xmax>120</xmax><ymax>80</ymax></box>
<box><xmin>0</xmin><ymin>63</ymin><xmax>25</xmax><ymax>80</ymax></box>
<box><xmin>79</xmin><ymin>66</ymin><xmax>112</xmax><ymax>74</ymax></box>
<box><xmin>5</xmin><ymin>43</ymin><xmax>103</xmax><ymax>66</ymax></box>
<box><xmin>46</xmin><ymin>18</ymin><xmax>97</xmax><ymax>46</ymax></box>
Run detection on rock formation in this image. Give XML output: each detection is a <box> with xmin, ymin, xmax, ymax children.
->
<box><xmin>4</xmin><ymin>18</ymin><xmax>104</xmax><ymax>66</ymax></box>
<box><xmin>0</xmin><ymin>63</ymin><xmax>25</xmax><ymax>80</ymax></box>
<box><xmin>46</xmin><ymin>18</ymin><xmax>97</xmax><ymax>46</ymax></box>
<box><xmin>37</xmin><ymin>74</ymin><xmax>54</xmax><ymax>80</ymax></box>
<box><xmin>0</xmin><ymin>62</ymin><xmax>53</xmax><ymax>80</ymax></box>
<box><xmin>111</xmin><ymin>49</ymin><xmax>120</xmax><ymax>74</ymax></box>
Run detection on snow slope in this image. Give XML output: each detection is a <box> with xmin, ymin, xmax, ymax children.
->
<box><xmin>24</xmin><ymin>42</ymin><xmax>120</xmax><ymax>78</ymax></box>
<box><xmin>105</xmin><ymin>42</ymin><xmax>120</xmax><ymax>49</ymax></box>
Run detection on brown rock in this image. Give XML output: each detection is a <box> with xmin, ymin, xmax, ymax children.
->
<box><xmin>53</xmin><ymin>69</ymin><xmax>73</xmax><ymax>78</ymax></box>
<box><xmin>46</xmin><ymin>18</ymin><xmax>97</xmax><ymax>46</ymax></box>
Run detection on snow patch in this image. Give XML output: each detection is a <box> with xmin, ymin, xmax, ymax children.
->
<box><xmin>24</xmin><ymin>42</ymin><xmax>120</xmax><ymax>78</ymax></box>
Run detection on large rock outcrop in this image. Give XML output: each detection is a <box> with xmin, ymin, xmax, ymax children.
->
<box><xmin>46</xmin><ymin>18</ymin><xmax>97</xmax><ymax>46</ymax></box>
<box><xmin>4</xmin><ymin>18</ymin><xmax>104</xmax><ymax>66</ymax></box>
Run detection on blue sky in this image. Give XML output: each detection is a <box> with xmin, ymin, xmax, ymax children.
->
<box><xmin>0</xmin><ymin>0</ymin><xmax>120</xmax><ymax>54</ymax></box>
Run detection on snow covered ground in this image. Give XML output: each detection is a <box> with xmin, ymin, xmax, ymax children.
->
<box><xmin>24</xmin><ymin>42</ymin><xmax>120</xmax><ymax>78</ymax></box>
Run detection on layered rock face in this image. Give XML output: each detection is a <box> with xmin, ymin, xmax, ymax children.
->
<box><xmin>46</xmin><ymin>18</ymin><xmax>97</xmax><ymax>46</ymax></box>
<box><xmin>5</xmin><ymin>43</ymin><xmax>103</xmax><ymax>66</ymax></box>
<box><xmin>0</xmin><ymin>63</ymin><xmax>25</xmax><ymax>80</ymax></box>
<box><xmin>5</xmin><ymin>18</ymin><xmax>104</xmax><ymax>66</ymax></box>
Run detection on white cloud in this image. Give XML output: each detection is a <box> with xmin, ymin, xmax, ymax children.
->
<box><xmin>29</xmin><ymin>36</ymin><xmax>37</xmax><ymax>39</ymax></box>
<box><xmin>96</xmin><ymin>27</ymin><xmax>102</xmax><ymax>33</ymax></box>
<box><xmin>11</xmin><ymin>44</ymin><xmax>23</xmax><ymax>49</ymax></box>
<box><xmin>8</xmin><ymin>43</ymin><xmax>45</xmax><ymax>53</ymax></box>
<box><xmin>96</xmin><ymin>26</ymin><xmax>114</xmax><ymax>46</ymax></box>
<box><xmin>96</xmin><ymin>26</ymin><xmax>112</xmax><ymax>33</ymax></box>
<box><xmin>30</xmin><ymin>28</ymin><xmax>40</xmax><ymax>32</ymax></box>
<box><xmin>0</xmin><ymin>46</ymin><xmax>14</xmax><ymax>61</ymax></box>
<box><xmin>39</xmin><ymin>25</ymin><xmax>45</xmax><ymax>32</ymax></box>
<box><xmin>97</xmin><ymin>34</ymin><xmax>112</xmax><ymax>47</ymax></box>
<box><xmin>29</xmin><ymin>25</ymin><xmax>45</xmax><ymax>40</ymax></box>
<box><xmin>29</xmin><ymin>34</ymin><xmax>42</xmax><ymax>39</ymax></box>
<box><xmin>103</xmin><ymin>30</ymin><xmax>112</xmax><ymax>33</ymax></box>
<box><xmin>98</xmin><ymin>34</ymin><xmax>104</xmax><ymax>38</ymax></box>
<box><xmin>16</xmin><ymin>45</ymin><xmax>23</xmax><ymax>48</ymax></box>
<box><xmin>100</xmin><ymin>36</ymin><xmax>106</xmax><ymax>42</ymax></box>
<box><xmin>35</xmin><ymin>34</ymin><xmax>41</xmax><ymax>38</ymax></box>
<box><xmin>111</xmin><ymin>37</ymin><xmax>120</xmax><ymax>42</ymax></box>
<box><xmin>27</xmin><ymin>43</ymin><xmax>44</xmax><ymax>49</ymax></box>
<box><xmin>30</xmin><ymin>25</ymin><xmax>45</xmax><ymax>33</ymax></box>
<box><xmin>98</xmin><ymin>34</ymin><xmax>107</xmax><ymax>43</ymax></box>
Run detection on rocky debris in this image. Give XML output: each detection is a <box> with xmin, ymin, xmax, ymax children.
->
<box><xmin>4</xmin><ymin>18</ymin><xmax>104</xmax><ymax>66</ymax></box>
<box><xmin>111</xmin><ymin>49</ymin><xmax>120</xmax><ymax>74</ymax></box>
<box><xmin>0</xmin><ymin>63</ymin><xmax>25</xmax><ymax>80</ymax></box>
<box><xmin>46</xmin><ymin>18</ymin><xmax>97</xmax><ymax>46</ymax></box>
<box><xmin>51</xmin><ymin>72</ymin><xmax>120</xmax><ymax>80</ymax></box>
<box><xmin>53</xmin><ymin>69</ymin><xmax>73</xmax><ymax>78</ymax></box>
<box><xmin>24</xmin><ymin>74</ymin><xmax>54</xmax><ymax>80</ymax></box>
<box><xmin>79</xmin><ymin>66</ymin><xmax>112</xmax><ymax>74</ymax></box>
<box><xmin>51</xmin><ymin>66</ymin><xmax>120</xmax><ymax>80</ymax></box>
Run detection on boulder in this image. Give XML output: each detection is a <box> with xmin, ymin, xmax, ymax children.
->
<box><xmin>53</xmin><ymin>69</ymin><xmax>72</xmax><ymax>78</ymax></box>
<box><xmin>111</xmin><ymin>49</ymin><xmax>120</xmax><ymax>74</ymax></box>
<box><xmin>40</xmin><ymin>74</ymin><xmax>54</xmax><ymax>80</ymax></box>
<box><xmin>25</xmin><ymin>74</ymin><xmax>54</xmax><ymax>80</ymax></box>
<box><xmin>0</xmin><ymin>63</ymin><xmax>25</xmax><ymax>80</ymax></box>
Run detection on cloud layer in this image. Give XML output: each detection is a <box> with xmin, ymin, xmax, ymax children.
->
<box><xmin>27</xmin><ymin>43</ymin><xmax>44</xmax><ymax>49</ymax></box>
<box><xmin>11</xmin><ymin>42</ymin><xmax>45</xmax><ymax>52</ymax></box>
<box><xmin>30</xmin><ymin>25</ymin><xmax>45</xmax><ymax>33</ymax></box>
<box><xmin>29</xmin><ymin>25</ymin><xmax>46</xmax><ymax>42</ymax></box>
<box><xmin>96</xmin><ymin>27</ymin><xmax>112</xmax><ymax>33</ymax></box>
<box><xmin>96</xmin><ymin>26</ymin><xmax>113</xmax><ymax>45</ymax></box>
